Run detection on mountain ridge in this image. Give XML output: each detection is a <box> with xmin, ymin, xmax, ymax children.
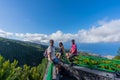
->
<box><xmin>0</xmin><ymin>37</ymin><xmax>47</xmax><ymax>66</ymax></box>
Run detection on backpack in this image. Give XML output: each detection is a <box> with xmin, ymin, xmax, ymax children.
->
<box><xmin>44</xmin><ymin>49</ymin><xmax>48</xmax><ymax>58</ymax></box>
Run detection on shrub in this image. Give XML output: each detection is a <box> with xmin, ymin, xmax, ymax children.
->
<box><xmin>0</xmin><ymin>55</ymin><xmax>47</xmax><ymax>80</ymax></box>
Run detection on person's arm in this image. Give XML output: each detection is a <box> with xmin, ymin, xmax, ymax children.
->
<box><xmin>61</xmin><ymin>46</ymin><xmax>65</xmax><ymax>53</ymax></box>
<box><xmin>70</xmin><ymin>48</ymin><xmax>72</xmax><ymax>53</ymax></box>
<box><xmin>71</xmin><ymin>49</ymin><xmax>76</xmax><ymax>54</ymax></box>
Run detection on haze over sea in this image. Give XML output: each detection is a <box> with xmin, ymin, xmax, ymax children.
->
<box><xmin>65</xmin><ymin>42</ymin><xmax>120</xmax><ymax>56</ymax></box>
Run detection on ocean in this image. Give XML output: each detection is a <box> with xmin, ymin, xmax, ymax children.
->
<box><xmin>64</xmin><ymin>42</ymin><xmax>120</xmax><ymax>56</ymax></box>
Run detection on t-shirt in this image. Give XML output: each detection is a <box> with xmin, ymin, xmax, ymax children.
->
<box><xmin>47</xmin><ymin>46</ymin><xmax>56</xmax><ymax>60</ymax></box>
<box><xmin>70</xmin><ymin>44</ymin><xmax>78</xmax><ymax>55</ymax></box>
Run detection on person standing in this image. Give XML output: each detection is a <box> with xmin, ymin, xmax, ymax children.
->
<box><xmin>47</xmin><ymin>39</ymin><xmax>60</xmax><ymax>74</ymax></box>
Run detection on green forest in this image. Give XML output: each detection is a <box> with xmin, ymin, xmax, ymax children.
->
<box><xmin>0</xmin><ymin>37</ymin><xmax>48</xmax><ymax>80</ymax></box>
<box><xmin>0</xmin><ymin>37</ymin><xmax>47</xmax><ymax>66</ymax></box>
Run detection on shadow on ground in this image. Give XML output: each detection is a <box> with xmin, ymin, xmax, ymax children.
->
<box><xmin>59</xmin><ymin>66</ymin><xmax>78</xmax><ymax>80</ymax></box>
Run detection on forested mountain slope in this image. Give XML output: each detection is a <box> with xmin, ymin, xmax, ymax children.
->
<box><xmin>0</xmin><ymin>37</ymin><xmax>47</xmax><ymax>66</ymax></box>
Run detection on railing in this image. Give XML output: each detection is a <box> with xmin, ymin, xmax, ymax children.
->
<box><xmin>43</xmin><ymin>62</ymin><xmax>53</xmax><ymax>80</ymax></box>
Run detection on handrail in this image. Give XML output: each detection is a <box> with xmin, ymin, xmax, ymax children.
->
<box><xmin>43</xmin><ymin>61</ymin><xmax>53</xmax><ymax>80</ymax></box>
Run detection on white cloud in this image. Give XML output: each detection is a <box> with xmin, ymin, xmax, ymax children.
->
<box><xmin>15</xmin><ymin>33</ymin><xmax>49</xmax><ymax>43</ymax></box>
<box><xmin>0</xmin><ymin>29</ymin><xmax>13</xmax><ymax>37</ymax></box>
<box><xmin>104</xmin><ymin>55</ymin><xmax>115</xmax><ymax>59</ymax></box>
<box><xmin>78</xmin><ymin>19</ymin><xmax>120</xmax><ymax>43</ymax></box>
<box><xmin>0</xmin><ymin>19</ymin><xmax>120</xmax><ymax>43</ymax></box>
<box><xmin>49</xmin><ymin>31</ymin><xmax>76</xmax><ymax>42</ymax></box>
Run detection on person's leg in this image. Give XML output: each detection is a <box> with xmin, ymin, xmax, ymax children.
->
<box><xmin>55</xmin><ymin>64</ymin><xmax>59</xmax><ymax>74</ymax></box>
<box><xmin>66</xmin><ymin>53</ymin><xmax>70</xmax><ymax>59</ymax></box>
<box><xmin>66</xmin><ymin>53</ymin><xmax>68</xmax><ymax>58</ymax></box>
<box><xmin>52</xmin><ymin>58</ymin><xmax>59</xmax><ymax>75</ymax></box>
<box><xmin>56</xmin><ymin>64</ymin><xmax>62</xmax><ymax>77</ymax></box>
<box><xmin>54</xmin><ymin>59</ymin><xmax>61</xmax><ymax>75</ymax></box>
<box><xmin>58</xmin><ymin>53</ymin><xmax>61</xmax><ymax>59</ymax></box>
<box><xmin>68</xmin><ymin>54</ymin><xmax>75</xmax><ymax>62</ymax></box>
<box><xmin>56</xmin><ymin>53</ymin><xmax>59</xmax><ymax>58</ymax></box>
<box><xmin>56</xmin><ymin>53</ymin><xmax>61</xmax><ymax>59</ymax></box>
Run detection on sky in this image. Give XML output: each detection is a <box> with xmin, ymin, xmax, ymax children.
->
<box><xmin>0</xmin><ymin>0</ymin><xmax>120</xmax><ymax>43</ymax></box>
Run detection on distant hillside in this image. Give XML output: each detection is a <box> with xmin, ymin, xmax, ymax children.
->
<box><xmin>0</xmin><ymin>37</ymin><xmax>48</xmax><ymax>66</ymax></box>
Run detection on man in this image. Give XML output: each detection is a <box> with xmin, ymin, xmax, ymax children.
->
<box><xmin>66</xmin><ymin>39</ymin><xmax>78</xmax><ymax>62</ymax></box>
<box><xmin>47</xmin><ymin>39</ymin><xmax>60</xmax><ymax>74</ymax></box>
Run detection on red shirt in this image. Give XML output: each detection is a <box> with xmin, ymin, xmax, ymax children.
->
<box><xmin>70</xmin><ymin>44</ymin><xmax>78</xmax><ymax>55</ymax></box>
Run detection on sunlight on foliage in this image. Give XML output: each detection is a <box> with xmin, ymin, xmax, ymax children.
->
<box><xmin>0</xmin><ymin>55</ymin><xmax>47</xmax><ymax>80</ymax></box>
<box><xmin>62</xmin><ymin>54</ymin><xmax>120</xmax><ymax>72</ymax></box>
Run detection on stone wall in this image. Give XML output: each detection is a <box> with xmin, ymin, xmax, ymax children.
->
<box><xmin>61</xmin><ymin>64</ymin><xmax>120</xmax><ymax>80</ymax></box>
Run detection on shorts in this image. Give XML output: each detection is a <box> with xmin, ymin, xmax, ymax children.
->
<box><xmin>52</xmin><ymin>57</ymin><xmax>60</xmax><ymax>65</ymax></box>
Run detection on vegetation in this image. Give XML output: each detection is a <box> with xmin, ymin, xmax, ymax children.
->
<box><xmin>62</xmin><ymin>53</ymin><xmax>120</xmax><ymax>72</ymax></box>
<box><xmin>0</xmin><ymin>37</ymin><xmax>49</xmax><ymax>80</ymax></box>
<box><xmin>0</xmin><ymin>37</ymin><xmax>120</xmax><ymax>79</ymax></box>
<box><xmin>0</xmin><ymin>37</ymin><xmax>47</xmax><ymax>66</ymax></box>
<box><xmin>0</xmin><ymin>55</ymin><xmax>47</xmax><ymax>80</ymax></box>
<box><xmin>114</xmin><ymin>48</ymin><xmax>120</xmax><ymax>60</ymax></box>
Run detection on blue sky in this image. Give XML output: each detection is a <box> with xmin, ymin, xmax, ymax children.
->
<box><xmin>0</xmin><ymin>0</ymin><xmax>120</xmax><ymax>34</ymax></box>
<box><xmin>0</xmin><ymin>0</ymin><xmax>120</xmax><ymax>57</ymax></box>
<box><xmin>0</xmin><ymin>0</ymin><xmax>120</xmax><ymax>44</ymax></box>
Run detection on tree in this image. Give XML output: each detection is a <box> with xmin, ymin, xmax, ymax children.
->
<box><xmin>114</xmin><ymin>48</ymin><xmax>120</xmax><ymax>60</ymax></box>
<box><xmin>117</xmin><ymin>48</ymin><xmax>120</xmax><ymax>56</ymax></box>
<box><xmin>0</xmin><ymin>55</ymin><xmax>47</xmax><ymax>80</ymax></box>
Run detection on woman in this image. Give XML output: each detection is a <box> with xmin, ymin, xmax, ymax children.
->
<box><xmin>56</xmin><ymin>42</ymin><xmax>65</xmax><ymax>59</ymax></box>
